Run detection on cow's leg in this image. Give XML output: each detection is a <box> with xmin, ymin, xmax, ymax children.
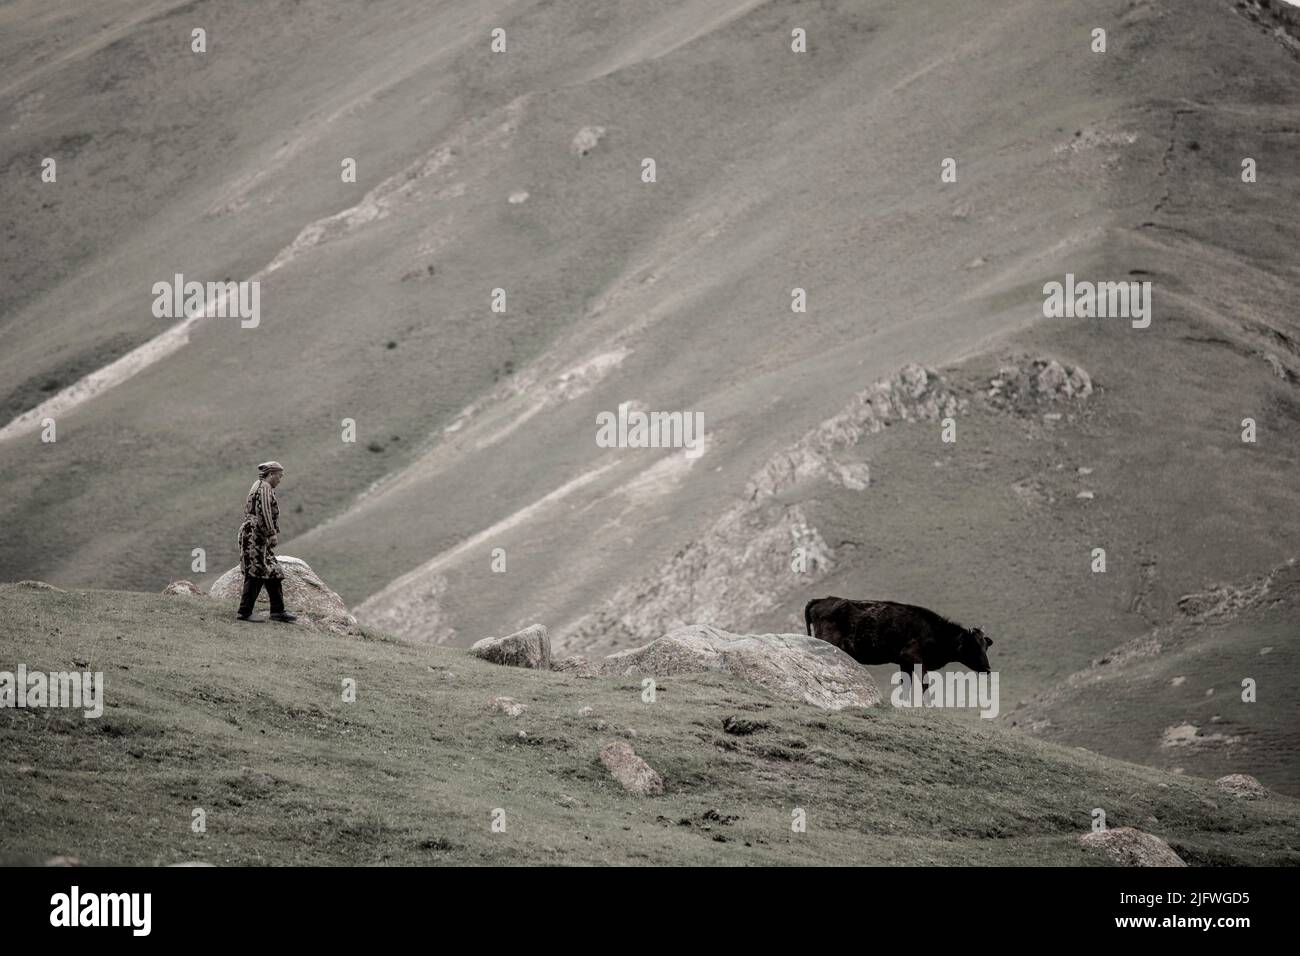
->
<box><xmin>898</xmin><ymin>657</ymin><xmax>923</xmax><ymax>705</ymax></box>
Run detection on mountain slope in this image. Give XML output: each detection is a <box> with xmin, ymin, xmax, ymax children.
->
<box><xmin>1</xmin><ymin>0</ymin><xmax>1297</xmax><ymax>802</ymax></box>
<box><xmin>5</xmin><ymin>0</ymin><xmax>1294</xmax><ymax>622</ymax></box>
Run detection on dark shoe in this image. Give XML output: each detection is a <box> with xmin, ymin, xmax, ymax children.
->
<box><xmin>236</xmin><ymin>613</ymin><xmax>265</xmax><ymax>623</ymax></box>
<box><xmin>269</xmin><ymin>611</ymin><xmax>298</xmax><ymax>623</ymax></box>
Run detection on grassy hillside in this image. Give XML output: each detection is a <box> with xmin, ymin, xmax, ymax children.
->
<box><xmin>1</xmin><ymin>584</ymin><xmax>1297</xmax><ymax>865</ymax></box>
<box><xmin>1011</xmin><ymin>560</ymin><xmax>1300</xmax><ymax>797</ymax></box>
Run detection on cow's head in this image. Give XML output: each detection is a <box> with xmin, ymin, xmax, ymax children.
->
<box><xmin>959</xmin><ymin>626</ymin><xmax>994</xmax><ymax>672</ymax></box>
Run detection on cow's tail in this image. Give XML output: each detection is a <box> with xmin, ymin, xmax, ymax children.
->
<box><xmin>804</xmin><ymin>599</ymin><xmax>817</xmax><ymax>637</ymax></box>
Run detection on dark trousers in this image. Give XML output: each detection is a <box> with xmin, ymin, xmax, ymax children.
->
<box><xmin>238</xmin><ymin>575</ymin><xmax>285</xmax><ymax>617</ymax></box>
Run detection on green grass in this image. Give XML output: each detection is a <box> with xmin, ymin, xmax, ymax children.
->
<box><xmin>2</xmin><ymin>585</ymin><xmax>1298</xmax><ymax>866</ymax></box>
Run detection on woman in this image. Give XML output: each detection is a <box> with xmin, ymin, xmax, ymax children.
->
<box><xmin>236</xmin><ymin>461</ymin><xmax>298</xmax><ymax>623</ymax></box>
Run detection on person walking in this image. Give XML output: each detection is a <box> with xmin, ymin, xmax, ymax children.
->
<box><xmin>236</xmin><ymin>461</ymin><xmax>298</xmax><ymax>623</ymax></box>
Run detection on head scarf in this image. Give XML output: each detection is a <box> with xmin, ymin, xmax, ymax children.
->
<box><xmin>257</xmin><ymin>461</ymin><xmax>284</xmax><ymax>479</ymax></box>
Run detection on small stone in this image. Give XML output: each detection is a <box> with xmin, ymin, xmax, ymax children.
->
<box><xmin>490</xmin><ymin>696</ymin><xmax>527</xmax><ymax>717</ymax></box>
<box><xmin>162</xmin><ymin>580</ymin><xmax>203</xmax><ymax>597</ymax></box>
<box><xmin>553</xmin><ymin>655</ymin><xmax>597</xmax><ymax>676</ymax></box>
<box><xmin>599</xmin><ymin>741</ymin><xmax>664</xmax><ymax>796</ymax></box>
<box><xmin>571</xmin><ymin>126</ymin><xmax>606</xmax><ymax>156</ymax></box>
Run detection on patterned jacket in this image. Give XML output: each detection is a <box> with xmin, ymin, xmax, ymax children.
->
<box><xmin>238</xmin><ymin>479</ymin><xmax>283</xmax><ymax>579</ymax></box>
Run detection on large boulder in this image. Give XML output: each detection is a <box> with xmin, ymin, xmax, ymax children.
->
<box><xmin>471</xmin><ymin>624</ymin><xmax>550</xmax><ymax>669</ymax></box>
<box><xmin>1078</xmin><ymin>828</ymin><xmax>1186</xmax><ymax>867</ymax></box>
<box><xmin>600</xmin><ymin>624</ymin><xmax>882</xmax><ymax>710</ymax></box>
<box><xmin>209</xmin><ymin>556</ymin><xmax>358</xmax><ymax>635</ymax></box>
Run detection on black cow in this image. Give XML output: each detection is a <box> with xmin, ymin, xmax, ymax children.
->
<box><xmin>804</xmin><ymin>596</ymin><xmax>993</xmax><ymax>685</ymax></box>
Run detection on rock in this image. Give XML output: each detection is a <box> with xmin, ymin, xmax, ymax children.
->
<box><xmin>577</xmin><ymin>706</ymin><xmax>594</xmax><ymax>717</ymax></box>
<box><xmin>471</xmin><ymin>624</ymin><xmax>551</xmax><ymax>669</ymax></box>
<box><xmin>552</xmin><ymin>655</ymin><xmax>598</xmax><ymax>677</ymax></box>
<box><xmin>490</xmin><ymin>696</ymin><xmax>527</xmax><ymax>718</ymax></box>
<box><xmin>599</xmin><ymin>741</ymin><xmax>664</xmax><ymax>796</ymax></box>
<box><xmin>166</xmin><ymin>861</ymin><xmax>215</xmax><ymax>867</ymax></box>
<box><xmin>44</xmin><ymin>855</ymin><xmax>81</xmax><ymax>866</ymax></box>
<box><xmin>162</xmin><ymin>580</ymin><xmax>203</xmax><ymax>597</ymax></box>
<box><xmin>1177</xmin><ymin>570</ymin><xmax>1277</xmax><ymax>623</ymax></box>
<box><xmin>987</xmin><ymin>357</ymin><xmax>1093</xmax><ymax>409</ymax></box>
<box><xmin>17</xmin><ymin>580</ymin><xmax>64</xmax><ymax>592</ymax></box>
<box><xmin>571</xmin><ymin>125</ymin><xmax>606</xmax><ymax>156</ymax></box>
<box><xmin>1078</xmin><ymin>828</ymin><xmax>1186</xmax><ymax>867</ymax></box>
<box><xmin>564</xmin><ymin>365</ymin><xmax>966</xmax><ymax>652</ymax></box>
<box><xmin>1216</xmin><ymin>774</ymin><xmax>1269</xmax><ymax>799</ymax></box>
<box><xmin>600</xmin><ymin>624</ymin><xmax>882</xmax><ymax>710</ymax></box>
<box><xmin>722</xmin><ymin>715</ymin><xmax>770</xmax><ymax>735</ymax></box>
<box><xmin>209</xmin><ymin>556</ymin><xmax>359</xmax><ymax>635</ymax></box>
<box><xmin>1037</xmin><ymin>360</ymin><xmax>1068</xmax><ymax>393</ymax></box>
